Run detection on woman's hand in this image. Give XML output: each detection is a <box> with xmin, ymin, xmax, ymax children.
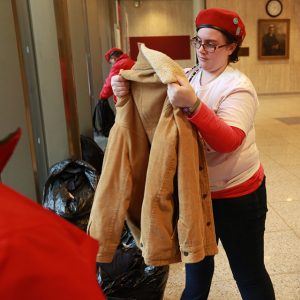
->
<box><xmin>183</xmin><ymin>67</ymin><xmax>192</xmax><ymax>74</ymax></box>
<box><xmin>167</xmin><ymin>76</ymin><xmax>198</xmax><ymax>108</ymax></box>
<box><xmin>111</xmin><ymin>75</ymin><xmax>130</xmax><ymax>97</ymax></box>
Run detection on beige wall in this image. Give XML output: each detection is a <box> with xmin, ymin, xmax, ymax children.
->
<box><xmin>99</xmin><ymin>1</ymin><xmax>115</xmax><ymax>78</ymax></box>
<box><xmin>85</xmin><ymin>0</ymin><xmax>104</xmax><ymax>106</ymax></box>
<box><xmin>67</xmin><ymin>0</ymin><xmax>93</xmax><ymax>136</ymax></box>
<box><xmin>29</xmin><ymin>0</ymin><xmax>70</xmax><ymax>165</ymax></box>
<box><xmin>0</xmin><ymin>0</ymin><xmax>36</xmax><ymax>199</ymax></box>
<box><xmin>120</xmin><ymin>0</ymin><xmax>195</xmax><ymax>68</ymax></box>
<box><xmin>0</xmin><ymin>0</ymin><xmax>117</xmax><ymax>199</ymax></box>
<box><xmin>207</xmin><ymin>0</ymin><xmax>300</xmax><ymax>94</ymax></box>
<box><xmin>119</xmin><ymin>0</ymin><xmax>300</xmax><ymax>94</ymax></box>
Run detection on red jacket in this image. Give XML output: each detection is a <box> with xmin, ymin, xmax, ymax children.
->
<box><xmin>0</xmin><ymin>183</ymin><xmax>105</xmax><ymax>300</ymax></box>
<box><xmin>99</xmin><ymin>53</ymin><xmax>135</xmax><ymax>103</ymax></box>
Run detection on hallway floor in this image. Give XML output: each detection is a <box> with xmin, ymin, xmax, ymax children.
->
<box><xmin>163</xmin><ymin>94</ymin><xmax>300</xmax><ymax>300</ymax></box>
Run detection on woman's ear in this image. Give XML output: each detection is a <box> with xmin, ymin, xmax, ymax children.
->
<box><xmin>227</xmin><ymin>43</ymin><xmax>237</xmax><ymax>55</ymax></box>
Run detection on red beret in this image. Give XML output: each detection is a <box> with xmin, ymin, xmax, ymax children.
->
<box><xmin>104</xmin><ymin>47</ymin><xmax>122</xmax><ymax>62</ymax></box>
<box><xmin>195</xmin><ymin>8</ymin><xmax>246</xmax><ymax>44</ymax></box>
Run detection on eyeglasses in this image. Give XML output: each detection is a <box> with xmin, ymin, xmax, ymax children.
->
<box><xmin>190</xmin><ymin>36</ymin><xmax>228</xmax><ymax>53</ymax></box>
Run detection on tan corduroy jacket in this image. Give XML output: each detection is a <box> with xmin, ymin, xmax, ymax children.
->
<box><xmin>88</xmin><ymin>44</ymin><xmax>218</xmax><ymax>266</ymax></box>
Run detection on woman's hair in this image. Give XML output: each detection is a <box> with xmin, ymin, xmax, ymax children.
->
<box><xmin>110</xmin><ymin>50</ymin><xmax>123</xmax><ymax>60</ymax></box>
<box><xmin>222</xmin><ymin>31</ymin><xmax>241</xmax><ymax>63</ymax></box>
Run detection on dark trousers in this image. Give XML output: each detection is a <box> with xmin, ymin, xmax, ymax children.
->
<box><xmin>181</xmin><ymin>178</ymin><xmax>275</xmax><ymax>300</ymax></box>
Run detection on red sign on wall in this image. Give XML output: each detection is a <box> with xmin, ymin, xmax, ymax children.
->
<box><xmin>129</xmin><ymin>35</ymin><xmax>191</xmax><ymax>60</ymax></box>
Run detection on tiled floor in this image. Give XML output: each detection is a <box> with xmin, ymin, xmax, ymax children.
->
<box><xmin>163</xmin><ymin>94</ymin><xmax>300</xmax><ymax>300</ymax></box>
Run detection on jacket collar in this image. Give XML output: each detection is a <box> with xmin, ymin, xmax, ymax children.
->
<box><xmin>121</xmin><ymin>43</ymin><xmax>188</xmax><ymax>85</ymax></box>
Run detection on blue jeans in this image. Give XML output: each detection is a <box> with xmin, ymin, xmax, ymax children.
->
<box><xmin>181</xmin><ymin>178</ymin><xmax>275</xmax><ymax>300</ymax></box>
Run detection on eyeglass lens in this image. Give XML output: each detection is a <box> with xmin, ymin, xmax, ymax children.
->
<box><xmin>190</xmin><ymin>37</ymin><xmax>228</xmax><ymax>53</ymax></box>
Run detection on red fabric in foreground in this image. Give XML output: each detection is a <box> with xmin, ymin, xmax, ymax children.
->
<box><xmin>0</xmin><ymin>183</ymin><xmax>104</xmax><ymax>300</ymax></box>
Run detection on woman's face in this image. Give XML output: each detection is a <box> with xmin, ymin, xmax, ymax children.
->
<box><xmin>109</xmin><ymin>57</ymin><xmax>116</xmax><ymax>65</ymax></box>
<box><xmin>196</xmin><ymin>27</ymin><xmax>236</xmax><ymax>72</ymax></box>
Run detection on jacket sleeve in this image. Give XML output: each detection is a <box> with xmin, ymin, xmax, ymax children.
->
<box><xmin>87</xmin><ymin>124</ymin><xmax>134</xmax><ymax>262</ymax></box>
<box><xmin>99</xmin><ymin>65</ymin><xmax>122</xmax><ymax>99</ymax></box>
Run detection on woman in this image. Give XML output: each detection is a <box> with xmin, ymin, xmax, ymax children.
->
<box><xmin>112</xmin><ymin>7</ymin><xmax>275</xmax><ymax>300</ymax></box>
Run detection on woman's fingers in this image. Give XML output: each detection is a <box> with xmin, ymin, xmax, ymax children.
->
<box><xmin>111</xmin><ymin>75</ymin><xmax>130</xmax><ymax>97</ymax></box>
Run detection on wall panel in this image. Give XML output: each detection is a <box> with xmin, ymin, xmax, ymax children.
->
<box><xmin>207</xmin><ymin>0</ymin><xmax>300</xmax><ymax>94</ymax></box>
<box><xmin>120</xmin><ymin>0</ymin><xmax>195</xmax><ymax>67</ymax></box>
<box><xmin>0</xmin><ymin>0</ymin><xmax>36</xmax><ymax>199</ymax></box>
<box><xmin>120</xmin><ymin>0</ymin><xmax>300</xmax><ymax>94</ymax></box>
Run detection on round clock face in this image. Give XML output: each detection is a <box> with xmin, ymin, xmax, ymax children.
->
<box><xmin>266</xmin><ymin>0</ymin><xmax>283</xmax><ymax>17</ymax></box>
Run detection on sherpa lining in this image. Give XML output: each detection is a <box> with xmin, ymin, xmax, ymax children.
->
<box><xmin>139</xmin><ymin>43</ymin><xmax>189</xmax><ymax>85</ymax></box>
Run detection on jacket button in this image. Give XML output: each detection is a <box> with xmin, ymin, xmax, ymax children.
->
<box><xmin>140</xmin><ymin>243</ymin><xmax>143</xmax><ymax>247</ymax></box>
<box><xmin>202</xmin><ymin>193</ymin><xmax>207</xmax><ymax>199</ymax></box>
<box><xmin>199</xmin><ymin>166</ymin><xmax>203</xmax><ymax>171</ymax></box>
<box><xmin>183</xmin><ymin>251</ymin><xmax>189</xmax><ymax>256</ymax></box>
<box><xmin>207</xmin><ymin>221</ymin><xmax>211</xmax><ymax>226</ymax></box>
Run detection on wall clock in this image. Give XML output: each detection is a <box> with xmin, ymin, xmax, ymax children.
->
<box><xmin>266</xmin><ymin>0</ymin><xmax>283</xmax><ymax>17</ymax></box>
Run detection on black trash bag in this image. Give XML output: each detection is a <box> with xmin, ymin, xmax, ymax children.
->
<box><xmin>93</xmin><ymin>99</ymin><xmax>115</xmax><ymax>137</ymax></box>
<box><xmin>42</xmin><ymin>159</ymin><xmax>99</xmax><ymax>231</ymax></box>
<box><xmin>80</xmin><ymin>134</ymin><xmax>104</xmax><ymax>175</ymax></box>
<box><xmin>97</xmin><ymin>224</ymin><xmax>169</xmax><ymax>300</ymax></box>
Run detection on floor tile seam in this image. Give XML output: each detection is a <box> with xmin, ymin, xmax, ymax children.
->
<box><xmin>269</xmin><ymin>199</ymin><xmax>300</xmax><ymax>204</ymax></box>
<box><xmin>259</xmin><ymin>147</ymin><xmax>300</xmax><ymax>156</ymax></box>
<box><xmin>266</xmin><ymin>183</ymin><xmax>300</xmax><ymax>190</ymax></box>
<box><xmin>259</xmin><ymin>144</ymin><xmax>298</xmax><ymax>150</ymax></box>
<box><xmin>211</xmin><ymin>278</ymin><xmax>238</xmax><ymax>283</ymax></box>
<box><xmin>265</xmin><ymin>229</ymin><xmax>295</xmax><ymax>234</ymax></box>
<box><xmin>268</xmin><ymin>270</ymin><xmax>300</xmax><ymax>276</ymax></box>
<box><xmin>268</xmin><ymin>201</ymin><xmax>297</xmax><ymax>232</ymax></box>
<box><xmin>269</xmin><ymin>271</ymin><xmax>300</xmax><ymax>276</ymax></box>
<box><xmin>267</xmin><ymin>159</ymin><xmax>300</xmax><ymax>180</ymax></box>
<box><xmin>259</xmin><ymin>151</ymin><xmax>286</xmax><ymax>165</ymax></box>
<box><xmin>266</xmin><ymin>213</ymin><xmax>300</xmax><ymax>234</ymax></box>
<box><xmin>265</xmin><ymin>229</ymin><xmax>300</xmax><ymax>245</ymax></box>
<box><xmin>259</xmin><ymin>93</ymin><xmax>300</xmax><ymax>98</ymax></box>
<box><xmin>268</xmin><ymin>199</ymin><xmax>300</xmax><ymax>204</ymax></box>
<box><xmin>292</xmin><ymin>230</ymin><xmax>300</xmax><ymax>239</ymax></box>
<box><xmin>273</xmin><ymin>161</ymin><xmax>300</xmax><ymax>171</ymax></box>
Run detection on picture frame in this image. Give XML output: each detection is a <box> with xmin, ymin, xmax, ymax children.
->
<box><xmin>258</xmin><ymin>19</ymin><xmax>290</xmax><ymax>60</ymax></box>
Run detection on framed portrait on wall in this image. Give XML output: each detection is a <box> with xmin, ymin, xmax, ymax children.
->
<box><xmin>258</xmin><ymin>19</ymin><xmax>290</xmax><ymax>59</ymax></box>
